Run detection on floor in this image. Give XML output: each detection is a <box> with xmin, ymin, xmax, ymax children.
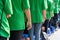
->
<box><xmin>49</xmin><ymin>29</ymin><xmax>60</xmax><ymax>40</ymax></box>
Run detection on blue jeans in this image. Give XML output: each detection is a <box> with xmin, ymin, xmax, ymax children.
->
<box><xmin>28</xmin><ymin>23</ymin><xmax>42</xmax><ymax>40</ymax></box>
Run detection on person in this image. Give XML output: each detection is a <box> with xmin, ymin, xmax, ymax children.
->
<box><xmin>53</xmin><ymin>0</ymin><xmax>59</xmax><ymax>29</ymax></box>
<box><xmin>0</xmin><ymin>0</ymin><xmax>13</xmax><ymax>40</ymax></box>
<box><xmin>42</xmin><ymin>0</ymin><xmax>54</xmax><ymax>33</ymax></box>
<box><xmin>29</xmin><ymin>0</ymin><xmax>48</xmax><ymax>40</ymax></box>
<box><xmin>8</xmin><ymin>0</ymin><xmax>32</xmax><ymax>40</ymax></box>
<box><xmin>22</xmin><ymin>22</ymin><xmax>30</xmax><ymax>40</ymax></box>
<box><xmin>58</xmin><ymin>0</ymin><xmax>60</xmax><ymax>28</ymax></box>
<box><xmin>58</xmin><ymin>0</ymin><xmax>60</xmax><ymax>20</ymax></box>
<box><xmin>58</xmin><ymin>0</ymin><xmax>60</xmax><ymax>13</ymax></box>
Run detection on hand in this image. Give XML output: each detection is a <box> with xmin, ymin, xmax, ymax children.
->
<box><xmin>43</xmin><ymin>17</ymin><xmax>46</xmax><ymax>22</ymax></box>
<box><xmin>49</xmin><ymin>17</ymin><xmax>51</xmax><ymax>21</ymax></box>
<box><xmin>26</xmin><ymin>21</ymin><xmax>32</xmax><ymax>30</ymax></box>
<box><xmin>6</xmin><ymin>14</ymin><xmax>11</xmax><ymax>18</ymax></box>
<box><xmin>42</xmin><ymin>26</ymin><xmax>45</xmax><ymax>31</ymax></box>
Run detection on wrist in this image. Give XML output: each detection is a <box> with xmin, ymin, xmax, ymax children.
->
<box><xmin>28</xmin><ymin>19</ymin><xmax>31</xmax><ymax>22</ymax></box>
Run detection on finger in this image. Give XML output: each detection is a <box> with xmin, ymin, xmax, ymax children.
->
<box><xmin>6</xmin><ymin>15</ymin><xmax>11</xmax><ymax>18</ymax></box>
<box><xmin>27</xmin><ymin>25</ymin><xmax>32</xmax><ymax>30</ymax></box>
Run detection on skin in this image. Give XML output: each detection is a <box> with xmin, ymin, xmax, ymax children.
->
<box><xmin>24</xmin><ymin>9</ymin><xmax>32</xmax><ymax>30</ymax></box>
<box><xmin>6</xmin><ymin>14</ymin><xmax>11</xmax><ymax>18</ymax></box>
<box><xmin>42</xmin><ymin>10</ymin><xmax>46</xmax><ymax>22</ymax></box>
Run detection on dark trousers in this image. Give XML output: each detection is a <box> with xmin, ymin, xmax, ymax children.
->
<box><xmin>58</xmin><ymin>11</ymin><xmax>60</xmax><ymax>28</ymax></box>
<box><xmin>58</xmin><ymin>11</ymin><xmax>60</xmax><ymax>19</ymax></box>
<box><xmin>0</xmin><ymin>36</ymin><xmax>7</xmax><ymax>40</ymax></box>
<box><xmin>9</xmin><ymin>30</ymin><xmax>24</xmax><ymax>40</ymax></box>
<box><xmin>54</xmin><ymin>13</ymin><xmax>58</xmax><ymax>22</ymax></box>
<box><xmin>42</xmin><ymin>20</ymin><xmax>49</xmax><ymax>33</ymax></box>
<box><xmin>54</xmin><ymin>13</ymin><xmax>58</xmax><ymax>28</ymax></box>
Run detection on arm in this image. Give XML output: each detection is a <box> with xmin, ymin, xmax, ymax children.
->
<box><xmin>24</xmin><ymin>9</ymin><xmax>32</xmax><ymax>30</ymax></box>
<box><xmin>23</xmin><ymin>0</ymin><xmax>32</xmax><ymax>30</ymax></box>
<box><xmin>48</xmin><ymin>0</ymin><xmax>54</xmax><ymax>20</ymax></box>
<box><xmin>24</xmin><ymin>9</ymin><xmax>31</xmax><ymax>22</ymax></box>
<box><xmin>42</xmin><ymin>0</ymin><xmax>48</xmax><ymax>22</ymax></box>
<box><xmin>42</xmin><ymin>10</ymin><xmax>46</xmax><ymax>21</ymax></box>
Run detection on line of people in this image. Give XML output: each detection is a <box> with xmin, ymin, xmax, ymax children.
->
<box><xmin>0</xmin><ymin>0</ymin><xmax>60</xmax><ymax>40</ymax></box>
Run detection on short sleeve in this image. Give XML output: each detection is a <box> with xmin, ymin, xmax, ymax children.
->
<box><xmin>42</xmin><ymin>0</ymin><xmax>48</xmax><ymax>10</ymax></box>
<box><xmin>48</xmin><ymin>0</ymin><xmax>53</xmax><ymax>12</ymax></box>
<box><xmin>54</xmin><ymin>0</ymin><xmax>59</xmax><ymax>13</ymax></box>
<box><xmin>4</xmin><ymin>0</ymin><xmax>13</xmax><ymax>15</ymax></box>
<box><xmin>22</xmin><ymin>0</ymin><xmax>30</xmax><ymax>10</ymax></box>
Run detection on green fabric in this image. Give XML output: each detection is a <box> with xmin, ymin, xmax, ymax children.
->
<box><xmin>46</xmin><ymin>0</ymin><xmax>54</xmax><ymax>19</ymax></box>
<box><xmin>53</xmin><ymin>0</ymin><xmax>59</xmax><ymax>13</ymax></box>
<box><xmin>0</xmin><ymin>0</ymin><xmax>13</xmax><ymax>38</ymax></box>
<box><xmin>8</xmin><ymin>0</ymin><xmax>30</xmax><ymax>31</ymax></box>
<box><xmin>46</xmin><ymin>12</ymin><xmax>51</xmax><ymax>19</ymax></box>
<box><xmin>58</xmin><ymin>0</ymin><xmax>60</xmax><ymax>11</ymax></box>
<box><xmin>29</xmin><ymin>0</ymin><xmax>48</xmax><ymax>23</ymax></box>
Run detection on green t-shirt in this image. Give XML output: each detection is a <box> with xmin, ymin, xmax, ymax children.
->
<box><xmin>53</xmin><ymin>0</ymin><xmax>59</xmax><ymax>13</ymax></box>
<box><xmin>8</xmin><ymin>0</ymin><xmax>30</xmax><ymax>31</ymax></box>
<box><xmin>46</xmin><ymin>0</ymin><xmax>54</xmax><ymax>19</ymax></box>
<box><xmin>29</xmin><ymin>0</ymin><xmax>48</xmax><ymax>23</ymax></box>
<box><xmin>0</xmin><ymin>0</ymin><xmax>13</xmax><ymax>38</ymax></box>
<box><xmin>58</xmin><ymin>0</ymin><xmax>60</xmax><ymax>11</ymax></box>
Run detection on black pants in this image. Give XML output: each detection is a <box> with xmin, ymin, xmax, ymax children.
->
<box><xmin>9</xmin><ymin>30</ymin><xmax>24</xmax><ymax>40</ymax></box>
<box><xmin>0</xmin><ymin>36</ymin><xmax>7</xmax><ymax>40</ymax></box>
<box><xmin>54</xmin><ymin>13</ymin><xmax>58</xmax><ymax>22</ymax></box>
<box><xmin>42</xmin><ymin>20</ymin><xmax>49</xmax><ymax>33</ymax></box>
<box><xmin>58</xmin><ymin>11</ymin><xmax>60</xmax><ymax>28</ymax></box>
<box><xmin>24</xmin><ymin>22</ymin><xmax>28</xmax><ymax>34</ymax></box>
<box><xmin>54</xmin><ymin>13</ymin><xmax>58</xmax><ymax>28</ymax></box>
